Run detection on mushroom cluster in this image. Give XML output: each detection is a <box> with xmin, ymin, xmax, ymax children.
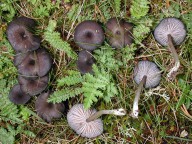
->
<box><xmin>7</xmin><ymin>17</ymin><xmax>51</xmax><ymax>103</ymax></box>
<box><xmin>74</xmin><ymin>20</ymin><xmax>105</xmax><ymax>74</ymax></box>
<box><xmin>7</xmin><ymin>17</ymin><xmax>64</xmax><ymax>122</ymax></box>
<box><xmin>74</xmin><ymin>18</ymin><xmax>133</xmax><ymax>74</ymax></box>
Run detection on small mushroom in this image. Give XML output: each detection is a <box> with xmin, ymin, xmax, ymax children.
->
<box><xmin>106</xmin><ymin>17</ymin><xmax>133</xmax><ymax>49</ymax></box>
<box><xmin>6</xmin><ymin>16</ymin><xmax>41</xmax><ymax>53</ymax></box>
<box><xmin>9</xmin><ymin>84</ymin><xmax>31</xmax><ymax>105</ymax></box>
<box><xmin>35</xmin><ymin>92</ymin><xmax>65</xmax><ymax>122</ymax></box>
<box><xmin>154</xmin><ymin>17</ymin><xmax>186</xmax><ymax>79</ymax></box>
<box><xmin>130</xmin><ymin>60</ymin><xmax>161</xmax><ymax>118</ymax></box>
<box><xmin>67</xmin><ymin>104</ymin><xmax>126</xmax><ymax>138</ymax></box>
<box><xmin>74</xmin><ymin>20</ymin><xmax>105</xmax><ymax>51</ymax></box>
<box><xmin>18</xmin><ymin>75</ymin><xmax>49</xmax><ymax>96</ymax></box>
<box><xmin>77</xmin><ymin>50</ymin><xmax>95</xmax><ymax>74</ymax></box>
<box><xmin>17</xmin><ymin>48</ymin><xmax>52</xmax><ymax>77</ymax></box>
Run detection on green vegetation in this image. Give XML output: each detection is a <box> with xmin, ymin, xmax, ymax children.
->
<box><xmin>0</xmin><ymin>0</ymin><xmax>192</xmax><ymax>143</ymax></box>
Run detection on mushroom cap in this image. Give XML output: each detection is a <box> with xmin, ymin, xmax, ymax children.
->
<box><xmin>74</xmin><ymin>20</ymin><xmax>105</xmax><ymax>51</ymax></box>
<box><xmin>67</xmin><ymin>104</ymin><xmax>103</xmax><ymax>138</ymax></box>
<box><xmin>133</xmin><ymin>60</ymin><xmax>161</xmax><ymax>89</ymax></box>
<box><xmin>77</xmin><ymin>50</ymin><xmax>94</xmax><ymax>74</ymax></box>
<box><xmin>106</xmin><ymin>18</ymin><xmax>133</xmax><ymax>49</ymax></box>
<box><xmin>17</xmin><ymin>48</ymin><xmax>52</xmax><ymax>77</ymax></box>
<box><xmin>154</xmin><ymin>17</ymin><xmax>186</xmax><ymax>46</ymax></box>
<box><xmin>18</xmin><ymin>75</ymin><xmax>49</xmax><ymax>96</ymax></box>
<box><xmin>6</xmin><ymin>16</ymin><xmax>41</xmax><ymax>53</ymax></box>
<box><xmin>35</xmin><ymin>92</ymin><xmax>65</xmax><ymax>122</ymax></box>
<box><xmin>9</xmin><ymin>84</ymin><xmax>31</xmax><ymax>105</ymax></box>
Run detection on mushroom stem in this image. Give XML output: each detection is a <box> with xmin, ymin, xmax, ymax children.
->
<box><xmin>167</xmin><ymin>34</ymin><xmax>180</xmax><ymax>79</ymax></box>
<box><xmin>86</xmin><ymin>108</ymin><xmax>126</xmax><ymax>122</ymax></box>
<box><xmin>130</xmin><ymin>75</ymin><xmax>147</xmax><ymax>118</ymax></box>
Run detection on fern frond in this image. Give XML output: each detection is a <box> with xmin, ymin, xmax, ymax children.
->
<box><xmin>114</xmin><ymin>0</ymin><xmax>121</xmax><ymax>14</ymax></box>
<box><xmin>94</xmin><ymin>44</ymin><xmax>123</xmax><ymax>71</ymax></box>
<box><xmin>48</xmin><ymin>87</ymin><xmax>83</xmax><ymax>103</ymax></box>
<box><xmin>130</xmin><ymin>0</ymin><xmax>150</xmax><ymax>19</ymax></box>
<box><xmin>82</xmin><ymin>65</ymin><xmax>119</xmax><ymax>109</ymax></box>
<box><xmin>57</xmin><ymin>72</ymin><xmax>83</xmax><ymax>87</ymax></box>
<box><xmin>133</xmin><ymin>23</ymin><xmax>151</xmax><ymax>44</ymax></box>
<box><xmin>0</xmin><ymin>127</ymin><xmax>15</xmax><ymax>144</ymax></box>
<box><xmin>44</xmin><ymin>20</ymin><xmax>77</xmax><ymax>59</ymax></box>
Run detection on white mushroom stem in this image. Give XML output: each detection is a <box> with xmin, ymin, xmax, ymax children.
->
<box><xmin>167</xmin><ymin>34</ymin><xmax>180</xmax><ymax>79</ymax></box>
<box><xmin>86</xmin><ymin>108</ymin><xmax>126</xmax><ymax>122</ymax></box>
<box><xmin>130</xmin><ymin>75</ymin><xmax>147</xmax><ymax>118</ymax></box>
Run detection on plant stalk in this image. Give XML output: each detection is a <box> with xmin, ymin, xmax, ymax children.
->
<box><xmin>130</xmin><ymin>75</ymin><xmax>147</xmax><ymax>118</ymax></box>
<box><xmin>167</xmin><ymin>34</ymin><xmax>180</xmax><ymax>79</ymax></box>
<box><xmin>86</xmin><ymin>108</ymin><xmax>126</xmax><ymax>122</ymax></box>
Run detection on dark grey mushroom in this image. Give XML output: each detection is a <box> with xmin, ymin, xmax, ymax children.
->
<box><xmin>6</xmin><ymin>16</ymin><xmax>40</xmax><ymax>53</ymax></box>
<box><xmin>17</xmin><ymin>48</ymin><xmax>52</xmax><ymax>78</ymax></box>
<box><xmin>74</xmin><ymin>20</ymin><xmax>105</xmax><ymax>51</ymax></box>
<box><xmin>35</xmin><ymin>92</ymin><xmax>65</xmax><ymax>122</ymax></box>
<box><xmin>9</xmin><ymin>84</ymin><xmax>31</xmax><ymax>105</ymax></box>
<box><xmin>106</xmin><ymin>18</ymin><xmax>133</xmax><ymax>49</ymax></box>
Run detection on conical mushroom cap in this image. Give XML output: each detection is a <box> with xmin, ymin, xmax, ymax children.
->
<box><xmin>9</xmin><ymin>84</ymin><xmax>31</xmax><ymax>105</ymax></box>
<box><xmin>6</xmin><ymin>16</ymin><xmax>40</xmax><ymax>53</ymax></box>
<box><xmin>133</xmin><ymin>60</ymin><xmax>161</xmax><ymax>88</ymax></box>
<box><xmin>18</xmin><ymin>75</ymin><xmax>49</xmax><ymax>96</ymax></box>
<box><xmin>106</xmin><ymin>18</ymin><xmax>133</xmax><ymax>48</ymax></box>
<box><xmin>35</xmin><ymin>92</ymin><xmax>65</xmax><ymax>122</ymax></box>
<box><xmin>77</xmin><ymin>50</ymin><xmax>94</xmax><ymax>74</ymax></box>
<box><xmin>74</xmin><ymin>20</ymin><xmax>105</xmax><ymax>51</ymax></box>
<box><xmin>154</xmin><ymin>17</ymin><xmax>186</xmax><ymax>46</ymax></box>
<box><xmin>17</xmin><ymin>48</ymin><xmax>52</xmax><ymax>77</ymax></box>
<box><xmin>67</xmin><ymin>104</ymin><xmax>103</xmax><ymax>138</ymax></box>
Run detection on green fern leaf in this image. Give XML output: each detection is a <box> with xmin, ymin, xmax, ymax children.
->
<box><xmin>44</xmin><ymin>20</ymin><xmax>77</xmax><ymax>59</ymax></box>
<box><xmin>114</xmin><ymin>0</ymin><xmax>121</xmax><ymax>14</ymax></box>
<box><xmin>0</xmin><ymin>127</ymin><xmax>15</xmax><ymax>144</ymax></box>
<box><xmin>57</xmin><ymin>72</ymin><xmax>83</xmax><ymax>87</ymax></box>
<box><xmin>48</xmin><ymin>87</ymin><xmax>83</xmax><ymax>103</ymax></box>
<box><xmin>130</xmin><ymin>0</ymin><xmax>150</xmax><ymax>19</ymax></box>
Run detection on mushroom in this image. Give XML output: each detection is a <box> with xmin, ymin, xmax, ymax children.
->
<box><xmin>154</xmin><ymin>17</ymin><xmax>186</xmax><ymax>79</ymax></box>
<box><xmin>6</xmin><ymin>16</ymin><xmax>41</xmax><ymax>53</ymax></box>
<box><xmin>67</xmin><ymin>103</ymin><xmax>126</xmax><ymax>138</ymax></box>
<box><xmin>74</xmin><ymin>20</ymin><xmax>105</xmax><ymax>51</ymax></box>
<box><xmin>13</xmin><ymin>52</ymin><xmax>30</xmax><ymax>67</ymax></box>
<box><xmin>9</xmin><ymin>84</ymin><xmax>31</xmax><ymax>105</ymax></box>
<box><xmin>35</xmin><ymin>91</ymin><xmax>65</xmax><ymax>122</ymax></box>
<box><xmin>18</xmin><ymin>75</ymin><xmax>49</xmax><ymax>96</ymax></box>
<box><xmin>106</xmin><ymin>17</ymin><xmax>133</xmax><ymax>49</ymax></box>
<box><xmin>77</xmin><ymin>50</ymin><xmax>95</xmax><ymax>74</ymax></box>
<box><xmin>130</xmin><ymin>60</ymin><xmax>161</xmax><ymax>118</ymax></box>
<box><xmin>17</xmin><ymin>48</ymin><xmax>52</xmax><ymax>78</ymax></box>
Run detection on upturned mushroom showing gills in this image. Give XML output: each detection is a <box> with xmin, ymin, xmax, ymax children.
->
<box><xmin>74</xmin><ymin>20</ymin><xmax>105</xmax><ymax>51</ymax></box>
<box><xmin>130</xmin><ymin>60</ymin><xmax>161</xmax><ymax>118</ymax></box>
<box><xmin>154</xmin><ymin>17</ymin><xmax>186</xmax><ymax>79</ymax></box>
<box><xmin>67</xmin><ymin>104</ymin><xmax>126</xmax><ymax>138</ymax></box>
<box><xmin>6</xmin><ymin>16</ymin><xmax>41</xmax><ymax>53</ymax></box>
<box><xmin>106</xmin><ymin>17</ymin><xmax>133</xmax><ymax>49</ymax></box>
<box><xmin>35</xmin><ymin>92</ymin><xmax>65</xmax><ymax>122</ymax></box>
<box><xmin>17</xmin><ymin>48</ymin><xmax>52</xmax><ymax>78</ymax></box>
<box><xmin>77</xmin><ymin>50</ymin><xmax>94</xmax><ymax>74</ymax></box>
<box><xmin>9</xmin><ymin>84</ymin><xmax>31</xmax><ymax>105</ymax></box>
<box><xmin>18</xmin><ymin>75</ymin><xmax>49</xmax><ymax>96</ymax></box>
